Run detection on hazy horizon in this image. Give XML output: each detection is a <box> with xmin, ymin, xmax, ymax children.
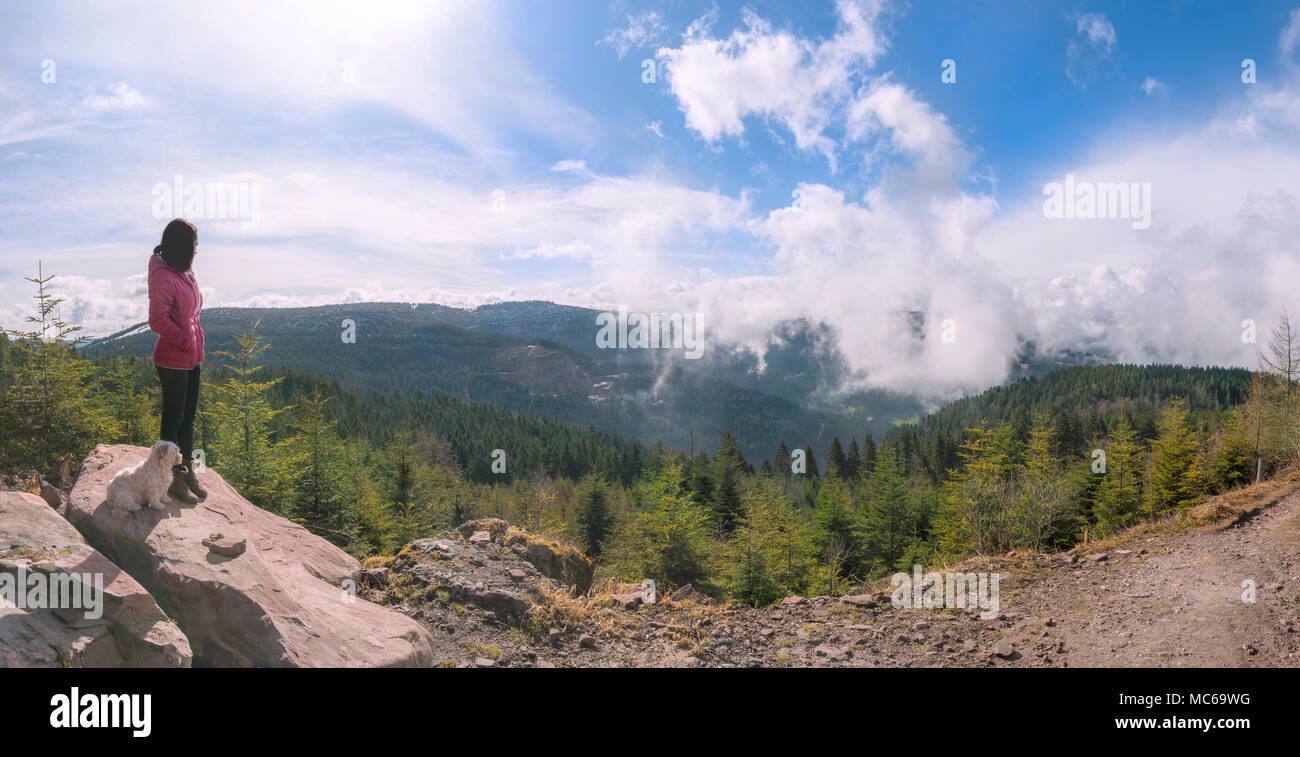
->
<box><xmin>4</xmin><ymin>0</ymin><xmax>1300</xmax><ymax>401</ymax></box>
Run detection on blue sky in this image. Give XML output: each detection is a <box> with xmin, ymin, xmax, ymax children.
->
<box><xmin>2</xmin><ymin>0</ymin><xmax>1299</xmax><ymax>398</ymax></box>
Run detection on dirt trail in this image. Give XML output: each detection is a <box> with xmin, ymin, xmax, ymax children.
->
<box><xmin>1008</xmin><ymin>487</ymin><xmax>1300</xmax><ymax>667</ymax></box>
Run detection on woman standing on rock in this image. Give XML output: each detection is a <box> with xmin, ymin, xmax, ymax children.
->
<box><xmin>148</xmin><ymin>218</ymin><xmax>207</xmax><ymax>505</ymax></box>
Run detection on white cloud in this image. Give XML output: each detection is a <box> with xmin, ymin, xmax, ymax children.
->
<box><xmin>0</xmin><ymin>0</ymin><xmax>598</xmax><ymax>159</ymax></box>
<box><xmin>502</xmin><ymin>241</ymin><xmax>595</xmax><ymax>261</ymax></box>
<box><xmin>657</xmin><ymin>0</ymin><xmax>888</xmax><ymax>168</ymax></box>
<box><xmin>1282</xmin><ymin>8</ymin><xmax>1300</xmax><ymax>58</ymax></box>
<box><xmin>846</xmin><ymin>78</ymin><xmax>969</xmax><ymax>192</ymax></box>
<box><xmin>82</xmin><ymin>83</ymin><xmax>150</xmax><ymax>113</ymax></box>
<box><xmin>1067</xmin><ymin>12</ymin><xmax>1117</xmax><ymax>89</ymax></box>
<box><xmin>599</xmin><ymin>12</ymin><xmax>670</xmax><ymax>59</ymax></box>
<box><xmin>1139</xmin><ymin>76</ymin><xmax>1166</xmax><ymax>96</ymax></box>
<box><xmin>1076</xmin><ymin>13</ymin><xmax>1117</xmax><ymax>52</ymax></box>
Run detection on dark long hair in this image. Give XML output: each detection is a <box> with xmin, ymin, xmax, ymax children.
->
<box><xmin>154</xmin><ymin>218</ymin><xmax>197</xmax><ymax>273</ymax></box>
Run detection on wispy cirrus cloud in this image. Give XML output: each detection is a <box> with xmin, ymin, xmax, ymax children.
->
<box><xmin>1067</xmin><ymin>12</ymin><xmax>1117</xmax><ymax>89</ymax></box>
<box><xmin>599</xmin><ymin>11</ymin><xmax>670</xmax><ymax>58</ymax></box>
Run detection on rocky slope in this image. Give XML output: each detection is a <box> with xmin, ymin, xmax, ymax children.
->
<box><xmin>367</xmin><ymin>481</ymin><xmax>1300</xmax><ymax>668</ymax></box>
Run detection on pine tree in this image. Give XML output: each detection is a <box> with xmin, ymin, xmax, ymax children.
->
<box><xmin>1022</xmin><ymin>412</ymin><xmax>1055</xmax><ymax>481</ymax></box>
<box><xmin>623</xmin><ymin>463</ymin><xmax>715</xmax><ymax>593</ymax></box>
<box><xmin>204</xmin><ymin>329</ymin><xmax>288</xmax><ymax>511</ymax></box>
<box><xmin>1149</xmin><ymin>398</ymin><xmax>1199</xmax><ymax>513</ymax></box>
<box><xmin>826</xmin><ymin>437</ymin><xmax>848</xmax><ymax>480</ymax></box>
<box><xmin>1093</xmin><ymin>416</ymin><xmax>1142</xmax><ymax>532</ymax></box>
<box><xmin>812</xmin><ymin>477</ymin><xmax>863</xmax><ymax>575</ymax></box>
<box><xmin>1238</xmin><ymin>371</ymin><xmax>1283</xmax><ymax>482</ymax></box>
<box><xmin>283</xmin><ymin>394</ymin><xmax>361</xmax><ymax>545</ymax></box>
<box><xmin>934</xmin><ymin>423</ymin><xmax>1018</xmax><ymax>556</ymax></box>
<box><xmin>861</xmin><ymin>432</ymin><xmax>877</xmax><ymax>475</ymax></box>
<box><xmin>102</xmin><ymin>346</ymin><xmax>155</xmax><ymax>446</ymax></box>
<box><xmin>713</xmin><ymin>430</ymin><xmax>745</xmax><ymax>534</ymax></box>
<box><xmin>0</xmin><ymin>265</ymin><xmax>104</xmax><ymax>471</ymax></box>
<box><xmin>723</xmin><ymin>479</ymin><xmax>814</xmax><ymax>606</ymax></box>
<box><xmin>1015</xmin><ymin>413</ymin><xmax>1077</xmax><ymax>550</ymax></box>
<box><xmin>802</xmin><ymin>444</ymin><xmax>819</xmax><ymax>478</ymax></box>
<box><xmin>575</xmin><ymin>472</ymin><xmax>614</xmax><ymax>558</ymax></box>
<box><xmin>1210</xmin><ymin>412</ymin><xmax>1254</xmax><ymax>491</ymax></box>
<box><xmin>845</xmin><ymin>437</ymin><xmax>861</xmax><ymax>481</ymax></box>
<box><xmin>864</xmin><ymin>444</ymin><xmax>909</xmax><ymax>574</ymax></box>
<box><xmin>1259</xmin><ymin>310</ymin><xmax>1299</xmax><ymax>451</ymax></box>
<box><xmin>350</xmin><ymin>442</ymin><xmax>398</xmax><ymax>554</ymax></box>
<box><xmin>774</xmin><ymin>440</ymin><xmax>791</xmax><ymax>479</ymax></box>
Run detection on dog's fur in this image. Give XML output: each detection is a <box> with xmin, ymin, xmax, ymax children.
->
<box><xmin>106</xmin><ymin>441</ymin><xmax>183</xmax><ymax>513</ymax></box>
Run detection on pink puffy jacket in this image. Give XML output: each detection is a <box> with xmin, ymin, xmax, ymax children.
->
<box><xmin>148</xmin><ymin>253</ymin><xmax>205</xmax><ymax>370</ymax></box>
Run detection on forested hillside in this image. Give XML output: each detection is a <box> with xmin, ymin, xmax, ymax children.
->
<box><xmin>917</xmin><ymin>364</ymin><xmax>1250</xmax><ymax>438</ymax></box>
<box><xmin>7</xmin><ymin>271</ymin><xmax>1299</xmax><ymax>609</ymax></box>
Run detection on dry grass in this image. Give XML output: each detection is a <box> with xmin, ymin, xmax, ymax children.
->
<box><xmin>520</xmin><ymin>585</ymin><xmax>598</xmax><ymax>640</ymax></box>
<box><xmin>361</xmin><ymin>554</ymin><xmax>394</xmax><ymax>570</ymax></box>
<box><xmin>466</xmin><ymin>642</ymin><xmax>501</xmax><ymax>660</ymax></box>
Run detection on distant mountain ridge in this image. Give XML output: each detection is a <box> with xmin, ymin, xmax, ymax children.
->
<box><xmin>90</xmin><ymin>299</ymin><xmax>1141</xmax><ymax>464</ymax></box>
<box><xmin>88</xmin><ymin>301</ymin><xmax>901</xmax><ymax>463</ymax></box>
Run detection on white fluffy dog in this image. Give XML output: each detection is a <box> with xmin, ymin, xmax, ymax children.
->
<box><xmin>107</xmin><ymin>441</ymin><xmax>183</xmax><ymax>513</ymax></box>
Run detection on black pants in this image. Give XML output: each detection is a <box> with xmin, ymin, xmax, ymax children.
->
<box><xmin>157</xmin><ymin>365</ymin><xmax>201</xmax><ymax>464</ymax></box>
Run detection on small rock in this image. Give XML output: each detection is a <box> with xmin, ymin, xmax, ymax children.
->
<box><xmin>361</xmin><ymin>567</ymin><xmax>390</xmax><ymax>587</ymax></box>
<box><xmin>469</xmin><ymin>530</ymin><xmax>492</xmax><ymax>546</ymax></box>
<box><xmin>814</xmin><ymin>644</ymin><xmax>850</xmax><ymax>661</ymax></box>
<box><xmin>507</xmin><ymin>568</ymin><xmax>526</xmax><ymax>580</ymax></box>
<box><xmin>612</xmin><ymin>592</ymin><xmax>642</xmax><ymax>611</ymax></box>
<box><xmin>993</xmin><ymin>640</ymin><xmax>1016</xmax><ymax>659</ymax></box>
<box><xmin>578</xmin><ymin>633</ymin><xmax>598</xmax><ymax>649</ymax></box>
<box><xmin>668</xmin><ymin>583</ymin><xmax>715</xmax><ymax>605</ymax></box>
<box><xmin>781</xmin><ymin>596</ymin><xmax>807</xmax><ymax>607</ymax></box>
<box><xmin>1087</xmin><ymin>553</ymin><xmax>1108</xmax><ymax>562</ymax></box>
<box><xmin>548</xmin><ymin>627</ymin><xmax>562</xmax><ymax>643</ymax></box>
<box><xmin>474</xmin><ymin>657</ymin><xmax>497</xmax><ymax>668</ymax></box>
<box><xmin>40</xmin><ymin>481</ymin><xmax>65</xmax><ymax>509</ymax></box>
<box><xmin>841</xmin><ymin>594</ymin><xmax>876</xmax><ymax>608</ymax></box>
<box><xmin>202</xmin><ymin>533</ymin><xmax>247</xmax><ymax>558</ymax></box>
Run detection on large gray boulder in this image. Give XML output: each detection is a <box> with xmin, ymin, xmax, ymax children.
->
<box><xmin>66</xmin><ymin>445</ymin><xmax>435</xmax><ymax>668</ymax></box>
<box><xmin>0</xmin><ymin>491</ymin><xmax>191</xmax><ymax>667</ymax></box>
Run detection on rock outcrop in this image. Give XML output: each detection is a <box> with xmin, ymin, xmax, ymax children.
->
<box><xmin>66</xmin><ymin>445</ymin><xmax>435</xmax><ymax>668</ymax></box>
<box><xmin>393</xmin><ymin>534</ymin><xmax>551</xmax><ymax>623</ymax></box>
<box><xmin>0</xmin><ymin>491</ymin><xmax>191</xmax><ymax>668</ymax></box>
<box><xmin>454</xmin><ymin>518</ymin><xmax>594</xmax><ymax>593</ymax></box>
<box><xmin>1</xmin><ymin>468</ymin><xmax>68</xmax><ymax>510</ymax></box>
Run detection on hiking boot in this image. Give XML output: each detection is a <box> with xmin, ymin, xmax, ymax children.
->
<box><xmin>168</xmin><ymin>465</ymin><xmax>199</xmax><ymax>505</ymax></box>
<box><xmin>181</xmin><ymin>459</ymin><xmax>208</xmax><ymax>501</ymax></box>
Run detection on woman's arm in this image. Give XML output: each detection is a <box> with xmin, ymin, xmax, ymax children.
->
<box><xmin>148</xmin><ymin>270</ymin><xmax>191</xmax><ymax>349</ymax></box>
